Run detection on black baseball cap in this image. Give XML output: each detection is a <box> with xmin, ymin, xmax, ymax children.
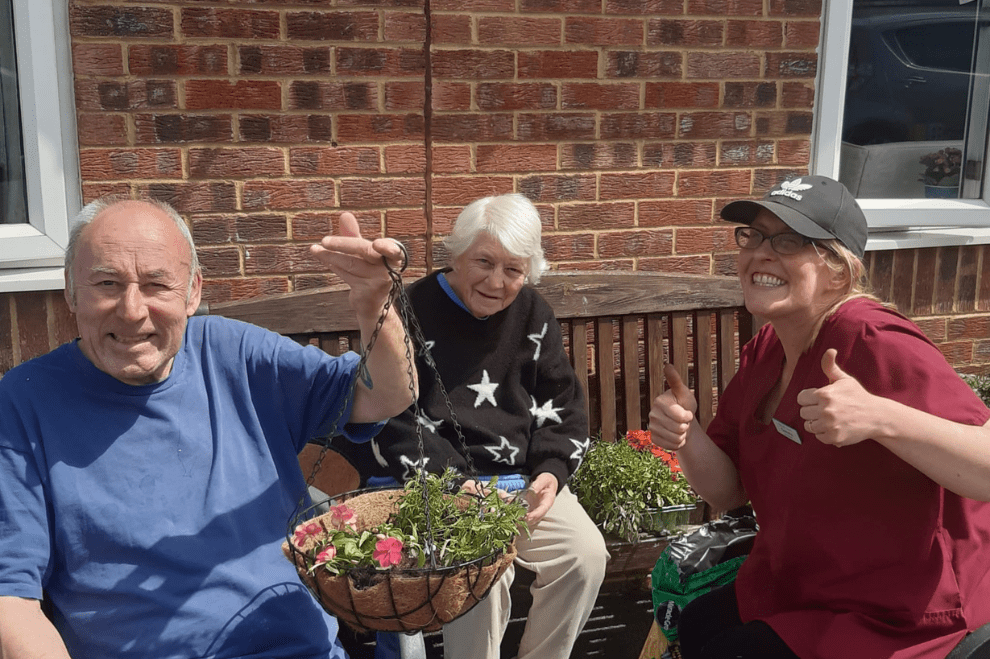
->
<box><xmin>720</xmin><ymin>175</ymin><xmax>867</xmax><ymax>259</ymax></box>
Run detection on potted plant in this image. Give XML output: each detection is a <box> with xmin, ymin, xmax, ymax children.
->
<box><xmin>283</xmin><ymin>468</ymin><xmax>528</xmax><ymax>632</ymax></box>
<box><xmin>571</xmin><ymin>430</ymin><xmax>698</xmax><ymax>543</ymax></box>
<box><xmin>919</xmin><ymin>147</ymin><xmax>962</xmax><ymax>198</ymax></box>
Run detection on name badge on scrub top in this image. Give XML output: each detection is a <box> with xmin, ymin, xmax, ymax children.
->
<box><xmin>772</xmin><ymin>418</ymin><xmax>802</xmax><ymax>445</ymax></box>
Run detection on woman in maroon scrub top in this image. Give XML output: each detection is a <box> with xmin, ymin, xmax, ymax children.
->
<box><xmin>650</xmin><ymin>175</ymin><xmax>990</xmax><ymax>659</ymax></box>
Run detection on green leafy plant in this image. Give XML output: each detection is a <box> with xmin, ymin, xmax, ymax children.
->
<box><xmin>571</xmin><ymin>430</ymin><xmax>697</xmax><ymax>543</ymax></box>
<box><xmin>290</xmin><ymin>469</ymin><xmax>528</xmax><ymax>577</ymax></box>
<box><xmin>962</xmin><ymin>372</ymin><xmax>990</xmax><ymax>407</ymax></box>
<box><xmin>393</xmin><ymin>468</ymin><xmax>526</xmax><ymax>566</ymax></box>
<box><xmin>919</xmin><ymin>147</ymin><xmax>962</xmax><ymax>186</ymax></box>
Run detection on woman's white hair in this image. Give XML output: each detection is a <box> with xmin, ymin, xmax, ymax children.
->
<box><xmin>444</xmin><ymin>194</ymin><xmax>548</xmax><ymax>284</ymax></box>
<box><xmin>64</xmin><ymin>196</ymin><xmax>200</xmax><ymax>303</ymax></box>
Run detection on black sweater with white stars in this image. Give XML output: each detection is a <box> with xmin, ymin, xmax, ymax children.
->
<box><xmin>370</xmin><ymin>270</ymin><xmax>590</xmax><ymax>492</ymax></box>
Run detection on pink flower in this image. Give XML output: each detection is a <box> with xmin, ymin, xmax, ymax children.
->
<box><xmin>373</xmin><ymin>537</ymin><xmax>404</xmax><ymax>568</ymax></box>
<box><xmin>293</xmin><ymin>522</ymin><xmax>323</xmax><ymax>547</ymax></box>
<box><xmin>329</xmin><ymin>504</ymin><xmax>355</xmax><ymax>529</ymax></box>
<box><xmin>316</xmin><ymin>546</ymin><xmax>337</xmax><ymax>564</ymax></box>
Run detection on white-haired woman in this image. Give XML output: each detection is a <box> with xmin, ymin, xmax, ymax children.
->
<box><xmin>650</xmin><ymin>176</ymin><xmax>990</xmax><ymax>659</ymax></box>
<box><xmin>366</xmin><ymin>193</ymin><xmax>608</xmax><ymax>659</ymax></box>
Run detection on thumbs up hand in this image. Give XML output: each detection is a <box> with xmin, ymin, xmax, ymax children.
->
<box><xmin>796</xmin><ymin>349</ymin><xmax>876</xmax><ymax>447</ymax></box>
<box><xmin>649</xmin><ymin>364</ymin><xmax>698</xmax><ymax>451</ymax></box>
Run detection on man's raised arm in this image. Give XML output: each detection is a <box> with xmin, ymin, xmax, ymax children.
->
<box><xmin>309</xmin><ymin>212</ymin><xmax>418</xmax><ymax>423</ymax></box>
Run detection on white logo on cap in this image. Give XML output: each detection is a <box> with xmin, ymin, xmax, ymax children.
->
<box><xmin>770</xmin><ymin>178</ymin><xmax>813</xmax><ymax>201</ymax></box>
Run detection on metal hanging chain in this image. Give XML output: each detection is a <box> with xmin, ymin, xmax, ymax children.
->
<box><xmin>294</xmin><ymin>243</ymin><xmax>410</xmax><ymax>519</ymax></box>
<box><xmin>391</xmin><ymin>277</ymin><xmax>480</xmax><ymax>482</ymax></box>
<box><xmin>297</xmin><ymin>244</ymin><xmax>496</xmax><ymax>568</ymax></box>
<box><xmin>387</xmin><ymin>256</ymin><xmax>506</xmax><ymax>565</ymax></box>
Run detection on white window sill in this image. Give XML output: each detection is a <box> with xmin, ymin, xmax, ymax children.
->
<box><xmin>867</xmin><ymin>226</ymin><xmax>990</xmax><ymax>252</ymax></box>
<box><xmin>0</xmin><ymin>266</ymin><xmax>65</xmax><ymax>293</ymax></box>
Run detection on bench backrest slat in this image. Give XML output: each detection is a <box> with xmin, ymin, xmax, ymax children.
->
<box><xmin>646</xmin><ymin>314</ymin><xmax>665</xmax><ymax>414</ymax></box>
<box><xmin>621</xmin><ymin>316</ymin><xmax>641</xmax><ymax>434</ymax></box>
<box><xmin>596</xmin><ymin>317</ymin><xmax>618</xmax><ymax>440</ymax></box>
<box><xmin>696</xmin><ymin>312</ymin><xmax>715</xmax><ymax>429</ymax></box>
<box><xmin>570</xmin><ymin>319</ymin><xmax>591</xmax><ymax>422</ymax></box>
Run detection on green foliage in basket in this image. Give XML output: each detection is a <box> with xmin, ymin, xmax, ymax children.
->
<box><xmin>571</xmin><ymin>430</ymin><xmax>697</xmax><ymax>542</ymax></box>
<box><xmin>291</xmin><ymin>469</ymin><xmax>527</xmax><ymax>577</ymax></box>
<box><xmin>392</xmin><ymin>468</ymin><xmax>528</xmax><ymax>566</ymax></box>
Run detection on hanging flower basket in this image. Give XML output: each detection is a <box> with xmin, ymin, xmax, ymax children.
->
<box><xmin>283</xmin><ymin>474</ymin><xmax>524</xmax><ymax>633</ymax></box>
<box><xmin>283</xmin><ymin>256</ymin><xmax>525</xmax><ymax>632</ymax></box>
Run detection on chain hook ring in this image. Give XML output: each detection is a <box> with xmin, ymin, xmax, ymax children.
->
<box><xmin>383</xmin><ymin>239</ymin><xmax>409</xmax><ymax>275</ymax></box>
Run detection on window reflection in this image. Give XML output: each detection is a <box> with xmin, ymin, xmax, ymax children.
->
<box><xmin>0</xmin><ymin>0</ymin><xmax>26</xmax><ymax>224</ymax></box>
<box><xmin>838</xmin><ymin>0</ymin><xmax>987</xmax><ymax>200</ymax></box>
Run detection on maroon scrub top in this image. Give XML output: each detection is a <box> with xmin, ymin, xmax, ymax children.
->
<box><xmin>709</xmin><ymin>298</ymin><xmax>990</xmax><ymax>659</ymax></box>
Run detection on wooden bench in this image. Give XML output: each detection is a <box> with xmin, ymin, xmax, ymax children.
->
<box><xmin>206</xmin><ymin>271</ymin><xmax>751</xmax><ymax>441</ymax></box>
<box><xmin>204</xmin><ymin>270</ymin><xmax>752</xmax><ymax>659</ymax></box>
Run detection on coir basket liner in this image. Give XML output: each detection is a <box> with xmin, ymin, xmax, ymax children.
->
<box><xmin>282</xmin><ymin>488</ymin><xmax>517</xmax><ymax>633</ymax></box>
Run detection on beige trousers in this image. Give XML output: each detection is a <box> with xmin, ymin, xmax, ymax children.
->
<box><xmin>442</xmin><ymin>486</ymin><xmax>609</xmax><ymax>659</ymax></box>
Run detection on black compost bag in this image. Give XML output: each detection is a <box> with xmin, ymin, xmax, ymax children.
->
<box><xmin>651</xmin><ymin>508</ymin><xmax>758</xmax><ymax>643</ymax></box>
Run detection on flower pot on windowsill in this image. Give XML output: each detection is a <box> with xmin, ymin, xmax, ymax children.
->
<box><xmin>924</xmin><ymin>183</ymin><xmax>959</xmax><ymax>199</ymax></box>
<box><xmin>919</xmin><ymin>148</ymin><xmax>961</xmax><ymax>198</ymax></box>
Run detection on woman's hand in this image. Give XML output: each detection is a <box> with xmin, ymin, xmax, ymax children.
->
<box><xmin>797</xmin><ymin>349</ymin><xmax>880</xmax><ymax>448</ymax></box>
<box><xmin>649</xmin><ymin>364</ymin><xmax>697</xmax><ymax>451</ymax></box>
<box><xmin>798</xmin><ymin>348</ymin><xmax>990</xmax><ymax>501</ymax></box>
<box><xmin>523</xmin><ymin>472</ymin><xmax>558</xmax><ymax>527</ymax></box>
<box><xmin>461</xmin><ymin>474</ymin><xmax>557</xmax><ymax>528</ymax></box>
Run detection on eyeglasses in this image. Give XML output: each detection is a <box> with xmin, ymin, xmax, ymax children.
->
<box><xmin>734</xmin><ymin>226</ymin><xmax>835</xmax><ymax>257</ymax></box>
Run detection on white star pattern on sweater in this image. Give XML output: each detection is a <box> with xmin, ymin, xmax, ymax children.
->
<box><xmin>399</xmin><ymin>455</ymin><xmax>430</xmax><ymax>481</ymax></box>
<box><xmin>569</xmin><ymin>437</ymin><xmax>590</xmax><ymax>464</ymax></box>
<box><xmin>530</xmin><ymin>396</ymin><xmax>564</xmax><ymax>427</ymax></box>
<box><xmin>416</xmin><ymin>413</ymin><xmax>443</xmax><ymax>434</ymax></box>
<box><xmin>484</xmin><ymin>436</ymin><xmax>520</xmax><ymax>465</ymax></box>
<box><xmin>467</xmin><ymin>370</ymin><xmax>499</xmax><ymax>408</ymax></box>
<box><xmin>528</xmin><ymin>323</ymin><xmax>548</xmax><ymax>361</ymax></box>
<box><xmin>371</xmin><ymin>438</ymin><xmax>389</xmax><ymax>468</ymax></box>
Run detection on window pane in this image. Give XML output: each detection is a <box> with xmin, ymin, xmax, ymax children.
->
<box><xmin>838</xmin><ymin>0</ymin><xmax>986</xmax><ymax>200</ymax></box>
<box><xmin>0</xmin><ymin>0</ymin><xmax>27</xmax><ymax>224</ymax></box>
<box><xmin>897</xmin><ymin>23</ymin><xmax>975</xmax><ymax>72</ymax></box>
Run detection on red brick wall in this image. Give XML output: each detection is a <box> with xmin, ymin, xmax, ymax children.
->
<box><xmin>0</xmin><ymin>291</ymin><xmax>77</xmax><ymax>374</ymax></box>
<box><xmin>863</xmin><ymin>246</ymin><xmax>990</xmax><ymax>374</ymax></box>
<box><xmin>2</xmin><ymin>0</ymin><xmax>989</xmax><ymax>376</ymax></box>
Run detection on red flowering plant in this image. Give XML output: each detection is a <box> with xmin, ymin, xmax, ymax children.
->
<box><xmin>290</xmin><ymin>469</ymin><xmax>527</xmax><ymax>577</ymax></box>
<box><xmin>571</xmin><ymin>430</ymin><xmax>697</xmax><ymax>542</ymax></box>
<box><xmin>625</xmin><ymin>429</ymin><xmax>684</xmax><ymax>474</ymax></box>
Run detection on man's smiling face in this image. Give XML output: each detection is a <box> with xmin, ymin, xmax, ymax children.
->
<box><xmin>65</xmin><ymin>201</ymin><xmax>202</xmax><ymax>386</ymax></box>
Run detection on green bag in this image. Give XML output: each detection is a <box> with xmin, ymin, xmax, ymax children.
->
<box><xmin>651</xmin><ymin>548</ymin><xmax>747</xmax><ymax>643</ymax></box>
<box><xmin>650</xmin><ymin>510</ymin><xmax>757</xmax><ymax>643</ymax></box>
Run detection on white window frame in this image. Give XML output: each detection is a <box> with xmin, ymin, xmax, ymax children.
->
<box><xmin>813</xmin><ymin>0</ymin><xmax>990</xmax><ymax>248</ymax></box>
<box><xmin>0</xmin><ymin>0</ymin><xmax>80</xmax><ymax>292</ymax></box>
